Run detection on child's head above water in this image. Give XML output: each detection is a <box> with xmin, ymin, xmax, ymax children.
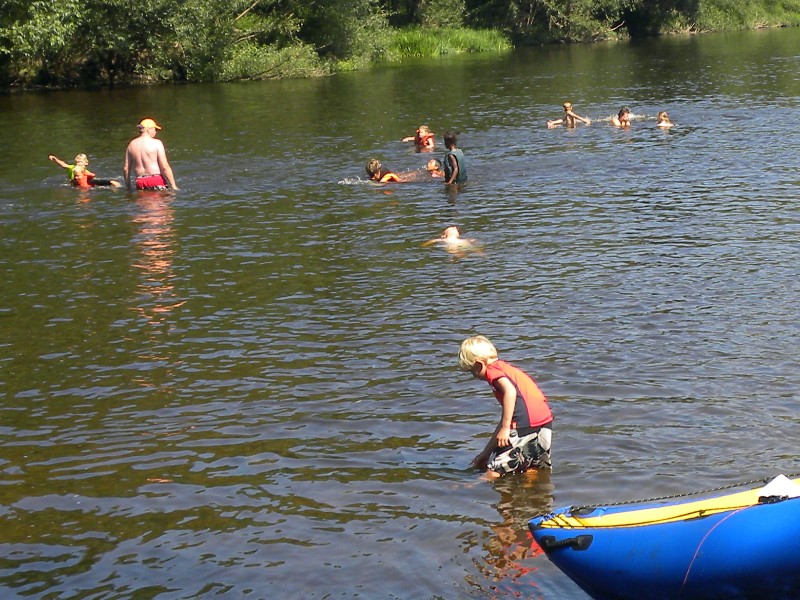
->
<box><xmin>366</xmin><ymin>159</ymin><xmax>382</xmax><ymax>178</ymax></box>
<box><xmin>443</xmin><ymin>131</ymin><xmax>460</xmax><ymax>149</ymax></box>
<box><xmin>458</xmin><ymin>335</ymin><xmax>498</xmax><ymax>372</ymax></box>
<box><xmin>74</xmin><ymin>153</ymin><xmax>89</xmax><ymax>166</ymax></box>
<box><xmin>426</xmin><ymin>159</ymin><xmax>442</xmax><ymax>172</ymax></box>
<box><xmin>441</xmin><ymin>225</ymin><xmax>461</xmax><ymax>240</ymax></box>
<box><xmin>562</xmin><ymin>102</ymin><xmax>573</xmax><ymax>111</ymax></box>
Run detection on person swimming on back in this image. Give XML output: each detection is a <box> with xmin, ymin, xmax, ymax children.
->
<box><xmin>547</xmin><ymin>102</ymin><xmax>591</xmax><ymax>128</ymax></box>
<box><xmin>402</xmin><ymin>125</ymin><xmax>435</xmax><ymax>150</ymax></box>
<box><xmin>422</xmin><ymin>226</ymin><xmax>482</xmax><ymax>257</ymax></box>
<box><xmin>656</xmin><ymin>111</ymin><xmax>674</xmax><ymax>128</ymax></box>
<box><xmin>48</xmin><ymin>153</ymin><xmax>121</xmax><ymax>188</ymax></box>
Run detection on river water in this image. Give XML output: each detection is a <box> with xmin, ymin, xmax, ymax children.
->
<box><xmin>2</xmin><ymin>27</ymin><xmax>800</xmax><ymax>599</ymax></box>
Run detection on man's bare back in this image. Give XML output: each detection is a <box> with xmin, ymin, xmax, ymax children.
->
<box><xmin>124</xmin><ymin>119</ymin><xmax>178</xmax><ymax>190</ymax></box>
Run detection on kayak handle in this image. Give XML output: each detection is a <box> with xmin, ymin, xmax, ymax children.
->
<box><xmin>539</xmin><ymin>534</ymin><xmax>593</xmax><ymax>552</ymax></box>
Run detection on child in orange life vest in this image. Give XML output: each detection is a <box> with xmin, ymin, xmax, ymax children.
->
<box><xmin>366</xmin><ymin>159</ymin><xmax>401</xmax><ymax>183</ymax></box>
<box><xmin>402</xmin><ymin>125</ymin><xmax>435</xmax><ymax>150</ymax></box>
<box><xmin>48</xmin><ymin>153</ymin><xmax>121</xmax><ymax>188</ymax></box>
<box><xmin>458</xmin><ymin>335</ymin><xmax>554</xmax><ymax>479</ymax></box>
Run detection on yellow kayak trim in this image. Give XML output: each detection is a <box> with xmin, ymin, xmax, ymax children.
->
<box><xmin>538</xmin><ymin>478</ymin><xmax>800</xmax><ymax>529</ymax></box>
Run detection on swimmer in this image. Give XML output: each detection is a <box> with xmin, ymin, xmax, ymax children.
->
<box><xmin>366</xmin><ymin>158</ymin><xmax>401</xmax><ymax>183</ymax></box>
<box><xmin>656</xmin><ymin>111</ymin><xmax>674</xmax><ymax>128</ymax></box>
<box><xmin>422</xmin><ymin>226</ymin><xmax>482</xmax><ymax>257</ymax></box>
<box><xmin>547</xmin><ymin>102</ymin><xmax>591</xmax><ymax>128</ymax></box>
<box><xmin>610</xmin><ymin>106</ymin><xmax>632</xmax><ymax>128</ymax></box>
<box><xmin>402</xmin><ymin>125</ymin><xmax>435</xmax><ymax>150</ymax></box>
<box><xmin>48</xmin><ymin>153</ymin><xmax>121</xmax><ymax>188</ymax></box>
<box><xmin>426</xmin><ymin>159</ymin><xmax>444</xmax><ymax>178</ymax></box>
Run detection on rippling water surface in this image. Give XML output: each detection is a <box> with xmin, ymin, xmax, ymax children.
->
<box><xmin>2</xmin><ymin>28</ymin><xmax>800</xmax><ymax>599</ymax></box>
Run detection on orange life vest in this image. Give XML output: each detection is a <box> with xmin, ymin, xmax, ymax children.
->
<box><xmin>379</xmin><ymin>172</ymin><xmax>400</xmax><ymax>183</ymax></box>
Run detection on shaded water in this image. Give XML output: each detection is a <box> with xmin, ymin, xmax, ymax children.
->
<box><xmin>2</xmin><ymin>27</ymin><xmax>800</xmax><ymax>599</ymax></box>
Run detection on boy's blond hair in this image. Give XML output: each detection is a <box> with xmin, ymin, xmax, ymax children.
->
<box><xmin>458</xmin><ymin>335</ymin><xmax>498</xmax><ymax>371</ymax></box>
<box><xmin>74</xmin><ymin>153</ymin><xmax>88</xmax><ymax>165</ymax></box>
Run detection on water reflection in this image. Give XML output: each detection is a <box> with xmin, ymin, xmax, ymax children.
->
<box><xmin>471</xmin><ymin>472</ymin><xmax>555</xmax><ymax>596</ymax></box>
<box><xmin>129</xmin><ymin>191</ymin><xmax>184</xmax><ymax>401</ymax></box>
<box><xmin>130</xmin><ymin>191</ymin><xmax>184</xmax><ymax>329</ymax></box>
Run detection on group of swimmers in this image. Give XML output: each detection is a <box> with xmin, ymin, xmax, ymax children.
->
<box><xmin>363</xmin><ymin>124</ymin><xmax>477</xmax><ymax>255</ymax></box>
<box><xmin>365</xmin><ymin>126</ymin><xmax>468</xmax><ymax>186</ymax></box>
<box><xmin>547</xmin><ymin>102</ymin><xmax>673</xmax><ymax>129</ymax></box>
<box><xmin>382</xmin><ymin>102</ymin><xmax>676</xmax><ymax>257</ymax></box>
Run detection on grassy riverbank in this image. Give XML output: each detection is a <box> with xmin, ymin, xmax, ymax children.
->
<box><xmin>1</xmin><ymin>0</ymin><xmax>799</xmax><ymax>89</ymax></box>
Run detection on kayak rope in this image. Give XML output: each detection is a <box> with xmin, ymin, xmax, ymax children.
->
<box><xmin>676</xmin><ymin>507</ymin><xmax>746</xmax><ymax>600</ymax></box>
<box><xmin>569</xmin><ymin>472</ymin><xmax>800</xmax><ymax>513</ymax></box>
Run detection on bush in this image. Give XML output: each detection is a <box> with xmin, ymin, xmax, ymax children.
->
<box><xmin>421</xmin><ymin>0</ymin><xmax>467</xmax><ymax>28</ymax></box>
<box><xmin>219</xmin><ymin>42</ymin><xmax>328</xmax><ymax>81</ymax></box>
<box><xmin>692</xmin><ymin>0</ymin><xmax>800</xmax><ymax>31</ymax></box>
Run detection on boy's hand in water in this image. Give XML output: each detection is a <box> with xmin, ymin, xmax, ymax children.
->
<box><xmin>470</xmin><ymin>454</ymin><xmax>489</xmax><ymax>470</ymax></box>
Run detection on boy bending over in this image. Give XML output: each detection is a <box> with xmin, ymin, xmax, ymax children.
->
<box><xmin>458</xmin><ymin>335</ymin><xmax>553</xmax><ymax>478</ymax></box>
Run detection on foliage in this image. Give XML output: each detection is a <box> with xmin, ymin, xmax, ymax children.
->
<box><xmin>691</xmin><ymin>0</ymin><xmax>800</xmax><ymax>31</ymax></box>
<box><xmin>420</xmin><ymin>0</ymin><xmax>467</xmax><ymax>28</ymax></box>
<box><xmin>464</xmin><ymin>0</ymin><xmax>800</xmax><ymax>42</ymax></box>
<box><xmin>219</xmin><ymin>42</ymin><xmax>328</xmax><ymax>81</ymax></box>
<box><xmin>1</xmin><ymin>0</ymin><xmax>799</xmax><ymax>87</ymax></box>
<box><xmin>300</xmin><ymin>0</ymin><xmax>393</xmax><ymax>65</ymax></box>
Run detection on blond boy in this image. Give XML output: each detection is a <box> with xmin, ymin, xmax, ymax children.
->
<box><xmin>547</xmin><ymin>102</ymin><xmax>591</xmax><ymax>128</ymax></box>
<box><xmin>458</xmin><ymin>335</ymin><xmax>553</xmax><ymax>478</ymax></box>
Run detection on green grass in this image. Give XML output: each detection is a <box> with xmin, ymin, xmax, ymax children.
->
<box><xmin>387</xmin><ymin>27</ymin><xmax>512</xmax><ymax>60</ymax></box>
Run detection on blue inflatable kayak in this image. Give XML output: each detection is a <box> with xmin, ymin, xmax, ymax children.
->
<box><xmin>528</xmin><ymin>475</ymin><xmax>800</xmax><ymax>600</ymax></box>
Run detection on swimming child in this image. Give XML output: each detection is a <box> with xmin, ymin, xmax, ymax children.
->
<box><xmin>366</xmin><ymin>159</ymin><xmax>401</xmax><ymax>183</ymax></box>
<box><xmin>48</xmin><ymin>153</ymin><xmax>121</xmax><ymax>188</ymax></box>
<box><xmin>458</xmin><ymin>335</ymin><xmax>553</xmax><ymax>478</ymax></box>
<box><xmin>402</xmin><ymin>125</ymin><xmax>435</xmax><ymax>150</ymax></box>
<box><xmin>426</xmin><ymin>159</ymin><xmax>444</xmax><ymax>178</ymax></box>
<box><xmin>656</xmin><ymin>111</ymin><xmax>674</xmax><ymax>128</ymax></box>
<box><xmin>443</xmin><ymin>131</ymin><xmax>467</xmax><ymax>185</ymax></box>
<box><xmin>547</xmin><ymin>102</ymin><xmax>591</xmax><ymax>128</ymax></box>
<box><xmin>423</xmin><ymin>225</ymin><xmax>473</xmax><ymax>248</ymax></box>
<box><xmin>610</xmin><ymin>107</ymin><xmax>632</xmax><ymax>128</ymax></box>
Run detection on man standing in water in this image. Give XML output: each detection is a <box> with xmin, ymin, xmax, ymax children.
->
<box><xmin>124</xmin><ymin>118</ymin><xmax>179</xmax><ymax>191</ymax></box>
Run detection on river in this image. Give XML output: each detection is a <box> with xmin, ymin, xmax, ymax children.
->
<box><xmin>1</xmin><ymin>27</ymin><xmax>800</xmax><ymax>599</ymax></box>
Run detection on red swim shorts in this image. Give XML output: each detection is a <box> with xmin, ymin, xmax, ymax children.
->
<box><xmin>136</xmin><ymin>174</ymin><xmax>168</xmax><ymax>190</ymax></box>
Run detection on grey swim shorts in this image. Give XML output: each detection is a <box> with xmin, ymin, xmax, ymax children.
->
<box><xmin>487</xmin><ymin>427</ymin><xmax>552</xmax><ymax>475</ymax></box>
